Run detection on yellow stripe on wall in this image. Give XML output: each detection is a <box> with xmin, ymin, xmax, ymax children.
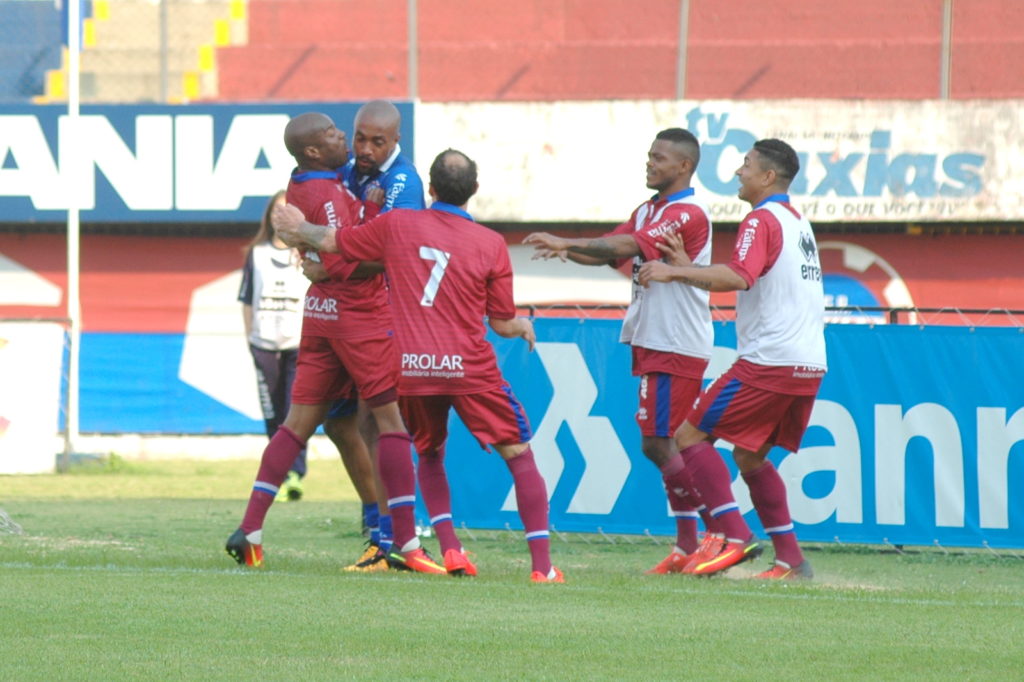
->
<box><xmin>198</xmin><ymin>45</ymin><xmax>215</xmax><ymax>72</ymax></box>
<box><xmin>214</xmin><ymin>19</ymin><xmax>230</xmax><ymax>46</ymax></box>
<box><xmin>182</xmin><ymin>72</ymin><xmax>200</xmax><ymax>100</ymax></box>
<box><xmin>83</xmin><ymin>18</ymin><xmax>96</xmax><ymax>48</ymax></box>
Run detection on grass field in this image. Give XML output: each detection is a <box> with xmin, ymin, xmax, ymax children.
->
<box><xmin>2</xmin><ymin>457</ymin><xmax>1022</xmax><ymax>680</ymax></box>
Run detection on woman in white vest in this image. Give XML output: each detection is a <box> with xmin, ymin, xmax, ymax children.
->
<box><xmin>639</xmin><ymin>139</ymin><xmax>826</xmax><ymax>581</ymax></box>
<box><xmin>238</xmin><ymin>191</ymin><xmax>310</xmax><ymax>500</ymax></box>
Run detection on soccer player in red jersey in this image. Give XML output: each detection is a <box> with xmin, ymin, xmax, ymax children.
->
<box><xmin>523</xmin><ymin>129</ymin><xmax>721</xmax><ymax>575</ymax></box>
<box><xmin>274</xmin><ymin>149</ymin><xmax>564</xmax><ymax>583</ymax></box>
<box><xmin>226</xmin><ymin>113</ymin><xmax>444</xmax><ymax>575</ymax></box>
<box><xmin>640</xmin><ymin>139</ymin><xmax>827</xmax><ymax>580</ymax></box>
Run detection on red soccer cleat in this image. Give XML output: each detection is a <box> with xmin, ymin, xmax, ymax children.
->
<box><xmin>753</xmin><ymin>560</ymin><xmax>814</xmax><ymax>581</ymax></box>
<box><xmin>645</xmin><ymin>550</ymin><xmax>692</xmax><ymax>575</ymax></box>
<box><xmin>681</xmin><ymin>533</ymin><xmax>726</xmax><ymax>574</ymax></box>
<box><xmin>396</xmin><ymin>547</ymin><xmax>448</xmax><ymax>575</ymax></box>
<box><xmin>443</xmin><ymin>548</ymin><xmax>478</xmax><ymax>577</ymax></box>
<box><xmin>690</xmin><ymin>537</ymin><xmax>763</xmax><ymax>576</ymax></box>
<box><xmin>530</xmin><ymin>566</ymin><xmax>565</xmax><ymax>583</ymax></box>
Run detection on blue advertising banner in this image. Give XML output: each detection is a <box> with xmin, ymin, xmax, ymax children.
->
<box><xmin>77</xmin><ymin>321</ymin><xmax>1024</xmax><ymax>548</ymax></box>
<box><xmin>439</xmin><ymin>320</ymin><xmax>1024</xmax><ymax>549</ymax></box>
<box><xmin>0</xmin><ymin>102</ymin><xmax>414</xmax><ymax>223</ymax></box>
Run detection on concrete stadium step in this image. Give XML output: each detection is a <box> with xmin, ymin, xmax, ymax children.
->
<box><xmin>81</xmin><ymin>48</ymin><xmax>205</xmax><ymax>75</ymax></box>
<box><xmin>81</xmin><ymin>70</ymin><xmax>217</xmax><ymax>102</ymax></box>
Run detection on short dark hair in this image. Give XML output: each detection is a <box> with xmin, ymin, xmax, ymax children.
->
<box><xmin>753</xmin><ymin>138</ymin><xmax>799</xmax><ymax>182</ymax></box>
<box><xmin>429</xmin><ymin>149</ymin><xmax>478</xmax><ymax>206</ymax></box>
<box><xmin>655</xmin><ymin>127</ymin><xmax>700</xmax><ymax>167</ymax></box>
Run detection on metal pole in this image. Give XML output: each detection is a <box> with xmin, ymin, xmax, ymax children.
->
<box><xmin>65</xmin><ymin>0</ymin><xmax>83</xmax><ymax>467</ymax></box>
<box><xmin>407</xmin><ymin>0</ymin><xmax>418</xmax><ymax>100</ymax></box>
<box><xmin>159</xmin><ymin>0</ymin><xmax>169</xmax><ymax>101</ymax></box>
<box><xmin>940</xmin><ymin>0</ymin><xmax>953</xmax><ymax>99</ymax></box>
<box><xmin>675</xmin><ymin>0</ymin><xmax>690</xmax><ymax>99</ymax></box>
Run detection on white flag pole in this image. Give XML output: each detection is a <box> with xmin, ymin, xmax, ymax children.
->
<box><xmin>63</xmin><ymin>0</ymin><xmax>82</xmax><ymax>465</ymax></box>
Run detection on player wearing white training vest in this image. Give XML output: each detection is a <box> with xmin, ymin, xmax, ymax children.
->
<box><xmin>620</xmin><ymin>189</ymin><xmax>713</xmax><ymax>363</ymax></box>
<box><xmin>733</xmin><ymin>200</ymin><xmax>827</xmax><ymax>371</ymax></box>
<box><xmin>524</xmin><ymin>128</ymin><xmax>718</xmax><ymax>575</ymax></box>
<box><xmin>239</xmin><ymin>191</ymin><xmax>312</xmax><ymax>499</ymax></box>
<box><xmin>640</xmin><ymin>138</ymin><xmax>826</xmax><ymax>581</ymax></box>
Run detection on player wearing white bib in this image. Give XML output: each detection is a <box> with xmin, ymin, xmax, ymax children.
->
<box><xmin>239</xmin><ymin>191</ymin><xmax>311</xmax><ymax>498</ymax></box>
<box><xmin>640</xmin><ymin>138</ymin><xmax>826</xmax><ymax>580</ymax></box>
<box><xmin>524</xmin><ymin>128</ymin><xmax>718</xmax><ymax>574</ymax></box>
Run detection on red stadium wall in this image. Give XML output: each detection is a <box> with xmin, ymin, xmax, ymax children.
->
<box><xmin>1</xmin><ymin>232</ymin><xmax>1019</xmax><ymax>333</ymax></box>
<box><xmin>212</xmin><ymin>0</ymin><xmax>1024</xmax><ymax>102</ymax></box>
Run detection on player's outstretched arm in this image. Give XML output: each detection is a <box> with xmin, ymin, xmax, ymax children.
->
<box><xmin>523</xmin><ymin>232</ymin><xmax>637</xmax><ymax>266</ymax></box>
<box><xmin>489</xmin><ymin>317</ymin><xmax>536</xmax><ymax>352</ymax></box>
<box><xmin>638</xmin><ymin>261</ymin><xmax>747</xmax><ymax>292</ymax></box>
<box><xmin>271</xmin><ymin>203</ymin><xmax>339</xmax><ymax>253</ymax></box>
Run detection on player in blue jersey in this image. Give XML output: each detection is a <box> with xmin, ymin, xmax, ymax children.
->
<box><xmin>315</xmin><ymin>100</ymin><xmax>428</xmax><ymax>570</ymax></box>
<box><xmin>342</xmin><ymin>100</ymin><xmax>426</xmax><ymax>211</ymax></box>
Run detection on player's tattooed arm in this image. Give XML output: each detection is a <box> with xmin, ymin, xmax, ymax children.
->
<box><xmin>669</xmin><ymin>265</ymin><xmax>715</xmax><ymax>290</ymax></box>
<box><xmin>271</xmin><ymin>203</ymin><xmax>338</xmax><ymax>253</ymax></box>
<box><xmin>638</xmin><ymin>262</ymin><xmax>747</xmax><ymax>292</ymax></box>
<box><xmin>524</xmin><ymin>232</ymin><xmax>637</xmax><ymax>264</ymax></box>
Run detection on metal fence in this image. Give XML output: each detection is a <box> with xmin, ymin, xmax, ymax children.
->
<box><xmin>523</xmin><ymin>304</ymin><xmax>1024</xmax><ymax>328</ymax></box>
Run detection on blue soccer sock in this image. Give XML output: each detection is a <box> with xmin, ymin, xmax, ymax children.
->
<box><xmin>378</xmin><ymin>514</ymin><xmax>394</xmax><ymax>553</ymax></box>
<box><xmin>363</xmin><ymin>502</ymin><xmax>380</xmax><ymax>544</ymax></box>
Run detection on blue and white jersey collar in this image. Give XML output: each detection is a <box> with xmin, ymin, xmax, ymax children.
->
<box><xmin>431</xmin><ymin>201</ymin><xmax>474</xmax><ymax>221</ymax></box>
<box><xmin>755</xmin><ymin>193</ymin><xmax>790</xmax><ymax>208</ymax></box>
<box><xmin>378</xmin><ymin>143</ymin><xmax>401</xmax><ymax>175</ymax></box>
<box><xmin>651</xmin><ymin>187</ymin><xmax>695</xmax><ymax>204</ymax></box>
<box><xmin>290</xmin><ymin>166</ymin><xmax>342</xmax><ymax>183</ymax></box>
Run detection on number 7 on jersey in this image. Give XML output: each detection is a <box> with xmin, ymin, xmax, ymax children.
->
<box><xmin>419</xmin><ymin>246</ymin><xmax>451</xmax><ymax>307</ymax></box>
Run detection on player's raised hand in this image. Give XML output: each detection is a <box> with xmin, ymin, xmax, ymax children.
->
<box><xmin>300</xmin><ymin>257</ymin><xmax>329</xmax><ymax>283</ymax></box>
<box><xmin>638</xmin><ymin>261</ymin><xmax>676</xmax><ymax>287</ymax></box>
<box><xmin>523</xmin><ymin>232</ymin><xmax>569</xmax><ymax>261</ymax></box>
<box><xmin>271</xmin><ymin>202</ymin><xmax>306</xmax><ymax>247</ymax></box>
<box><xmin>365</xmin><ymin>186</ymin><xmax>385</xmax><ymax>207</ymax></box>
<box><xmin>518</xmin><ymin>317</ymin><xmax>536</xmax><ymax>352</ymax></box>
<box><xmin>534</xmin><ymin>247</ymin><xmax>568</xmax><ymax>262</ymax></box>
<box><xmin>656</xmin><ymin>232</ymin><xmax>692</xmax><ymax>267</ymax></box>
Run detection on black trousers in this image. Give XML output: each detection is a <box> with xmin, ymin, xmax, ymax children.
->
<box><xmin>249</xmin><ymin>345</ymin><xmax>306</xmax><ymax>477</ymax></box>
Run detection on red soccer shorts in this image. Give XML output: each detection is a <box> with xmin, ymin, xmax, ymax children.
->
<box><xmin>636</xmin><ymin>372</ymin><xmax>703</xmax><ymax>438</ymax></box>
<box><xmin>291</xmin><ymin>333</ymin><xmax>398</xmax><ymax>406</ymax></box>
<box><xmin>688</xmin><ymin>365</ymin><xmax>817</xmax><ymax>453</ymax></box>
<box><xmin>399</xmin><ymin>383</ymin><xmax>532</xmax><ymax>455</ymax></box>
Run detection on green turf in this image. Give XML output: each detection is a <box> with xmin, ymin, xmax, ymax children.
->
<box><xmin>2</xmin><ymin>458</ymin><xmax>1022</xmax><ymax>680</ymax></box>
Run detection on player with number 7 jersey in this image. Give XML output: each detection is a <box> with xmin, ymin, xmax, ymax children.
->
<box><xmin>272</xmin><ymin>149</ymin><xmax>564</xmax><ymax>583</ymax></box>
<box><xmin>340</xmin><ymin>203</ymin><xmax>514</xmax><ymax>396</ymax></box>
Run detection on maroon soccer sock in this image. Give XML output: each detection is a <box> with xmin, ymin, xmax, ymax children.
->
<box><xmin>659</xmin><ymin>455</ymin><xmax>700</xmax><ymax>553</ymax></box>
<box><xmin>679</xmin><ymin>441</ymin><xmax>753</xmax><ymax>542</ymax></box>
<box><xmin>697</xmin><ymin>505</ymin><xmax>719</xmax><ymax>535</ymax></box>
<box><xmin>670</xmin><ymin>503</ymin><xmax>700</xmax><ymax>554</ymax></box>
<box><xmin>417</xmin><ymin>449</ymin><xmax>462</xmax><ymax>554</ymax></box>
<box><xmin>505</xmin><ymin>447</ymin><xmax>552</xmax><ymax>574</ymax></box>
<box><xmin>743</xmin><ymin>460</ymin><xmax>804</xmax><ymax>567</ymax></box>
<box><xmin>241</xmin><ymin>425</ymin><xmax>305</xmax><ymax>534</ymax></box>
<box><xmin>377</xmin><ymin>432</ymin><xmax>418</xmax><ymax>550</ymax></box>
